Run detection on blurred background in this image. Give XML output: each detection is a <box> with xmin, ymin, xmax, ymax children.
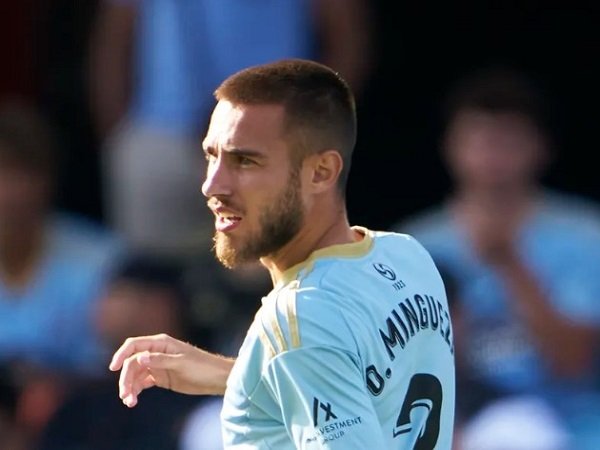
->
<box><xmin>1</xmin><ymin>1</ymin><xmax>599</xmax><ymax>449</ymax></box>
<box><xmin>2</xmin><ymin>1</ymin><xmax>599</xmax><ymax>230</ymax></box>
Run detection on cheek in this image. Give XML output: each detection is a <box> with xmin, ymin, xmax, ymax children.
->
<box><xmin>242</xmin><ymin>178</ymin><xmax>289</xmax><ymax>212</ymax></box>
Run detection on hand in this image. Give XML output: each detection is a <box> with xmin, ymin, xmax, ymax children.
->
<box><xmin>109</xmin><ymin>333</ymin><xmax>234</xmax><ymax>407</ymax></box>
<box><xmin>459</xmin><ymin>203</ymin><xmax>520</xmax><ymax>266</ymax></box>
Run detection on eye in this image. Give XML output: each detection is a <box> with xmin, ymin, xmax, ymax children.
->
<box><xmin>236</xmin><ymin>155</ymin><xmax>255</xmax><ymax>167</ymax></box>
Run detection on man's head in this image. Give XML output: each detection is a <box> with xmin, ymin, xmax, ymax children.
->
<box><xmin>201</xmin><ymin>59</ymin><xmax>357</xmax><ymax>268</ymax></box>
<box><xmin>0</xmin><ymin>100</ymin><xmax>57</xmax><ymax>232</ymax></box>
<box><xmin>441</xmin><ymin>66</ymin><xmax>551</xmax><ymax>192</ymax></box>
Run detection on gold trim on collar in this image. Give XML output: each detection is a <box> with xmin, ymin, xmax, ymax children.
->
<box><xmin>277</xmin><ymin>226</ymin><xmax>373</xmax><ymax>288</ymax></box>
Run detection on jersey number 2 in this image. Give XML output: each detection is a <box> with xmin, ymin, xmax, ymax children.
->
<box><xmin>393</xmin><ymin>373</ymin><xmax>442</xmax><ymax>450</ymax></box>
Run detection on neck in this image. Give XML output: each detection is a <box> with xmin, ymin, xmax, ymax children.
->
<box><xmin>260</xmin><ymin>204</ymin><xmax>357</xmax><ymax>286</ymax></box>
<box><xmin>454</xmin><ymin>184</ymin><xmax>539</xmax><ymax>210</ymax></box>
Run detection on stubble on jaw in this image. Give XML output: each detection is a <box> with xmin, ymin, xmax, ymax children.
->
<box><xmin>212</xmin><ymin>168</ymin><xmax>304</xmax><ymax>269</ymax></box>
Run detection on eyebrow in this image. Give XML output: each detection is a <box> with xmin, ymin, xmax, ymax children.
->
<box><xmin>203</xmin><ymin>146</ymin><xmax>266</xmax><ymax>159</ymax></box>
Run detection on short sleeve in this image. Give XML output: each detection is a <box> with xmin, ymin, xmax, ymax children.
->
<box><xmin>262</xmin><ymin>345</ymin><xmax>387</xmax><ymax>449</ymax></box>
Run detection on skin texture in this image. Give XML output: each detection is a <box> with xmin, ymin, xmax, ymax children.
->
<box><xmin>203</xmin><ymin>101</ymin><xmax>304</xmax><ymax>269</ymax></box>
<box><xmin>109</xmin><ymin>99</ymin><xmax>359</xmax><ymax>407</ymax></box>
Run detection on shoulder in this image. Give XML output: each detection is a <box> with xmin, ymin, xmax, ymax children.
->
<box><xmin>540</xmin><ymin>190</ymin><xmax>600</xmax><ymax>232</ymax></box>
<box><xmin>365</xmin><ymin>229</ymin><xmax>443</xmax><ymax>282</ymax></box>
<box><xmin>369</xmin><ymin>228</ymin><xmax>434</xmax><ymax>254</ymax></box>
<box><xmin>255</xmin><ymin>282</ymin><xmax>359</xmax><ymax>360</ymax></box>
<box><xmin>255</xmin><ymin>230</ymin><xmax>444</xmax><ymax>358</ymax></box>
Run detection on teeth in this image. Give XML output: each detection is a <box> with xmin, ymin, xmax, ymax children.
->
<box><xmin>218</xmin><ymin>213</ymin><xmax>240</xmax><ymax>222</ymax></box>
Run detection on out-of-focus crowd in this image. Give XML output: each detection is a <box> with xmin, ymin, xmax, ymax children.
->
<box><xmin>2</xmin><ymin>1</ymin><xmax>600</xmax><ymax>450</ymax></box>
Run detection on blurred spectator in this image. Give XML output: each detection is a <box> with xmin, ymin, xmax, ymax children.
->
<box><xmin>441</xmin><ymin>262</ymin><xmax>572</xmax><ymax>449</ymax></box>
<box><xmin>86</xmin><ymin>0</ymin><xmax>375</xmax><ymax>259</ymax></box>
<box><xmin>38</xmin><ymin>253</ymin><xmax>200</xmax><ymax>450</ymax></box>
<box><xmin>436</xmin><ymin>264</ymin><xmax>502</xmax><ymax>434</ymax></box>
<box><xmin>394</xmin><ymin>65</ymin><xmax>600</xmax><ymax>449</ymax></box>
<box><xmin>176</xmin><ymin>253</ymin><xmax>271</xmax><ymax>450</ymax></box>
<box><xmin>0</xmin><ymin>367</ymin><xmax>28</xmax><ymax>450</ymax></box>
<box><xmin>181</xmin><ymin>253</ymin><xmax>271</xmax><ymax>356</ymax></box>
<box><xmin>94</xmin><ymin>252</ymin><xmax>189</xmax><ymax>354</ymax></box>
<box><xmin>0</xmin><ymin>99</ymin><xmax>126</xmax><ymax>447</ymax></box>
<box><xmin>37</xmin><ymin>236</ymin><xmax>271</xmax><ymax>449</ymax></box>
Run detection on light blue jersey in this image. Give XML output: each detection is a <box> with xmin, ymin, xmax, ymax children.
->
<box><xmin>221</xmin><ymin>227</ymin><xmax>455</xmax><ymax>449</ymax></box>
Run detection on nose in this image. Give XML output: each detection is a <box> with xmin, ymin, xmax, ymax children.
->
<box><xmin>201</xmin><ymin>154</ymin><xmax>232</xmax><ymax>198</ymax></box>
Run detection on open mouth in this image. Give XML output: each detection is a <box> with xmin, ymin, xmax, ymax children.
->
<box><xmin>215</xmin><ymin>212</ymin><xmax>242</xmax><ymax>232</ymax></box>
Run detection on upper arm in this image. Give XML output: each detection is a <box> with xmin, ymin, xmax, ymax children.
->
<box><xmin>87</xmin><ymin>0</ymin><xmax>138</xmax><ymax>133</ymax></box>
<box><xmin>263</xmin><ymin>346</ymin><xmax>387</xmax><ymax>449</ymax></box>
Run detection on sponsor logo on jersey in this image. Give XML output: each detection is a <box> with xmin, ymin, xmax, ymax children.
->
<box><xmin>373</xmin><ymin>262</ymin><xmax>396</xmax><ymax>280</ymax></box>
<box><xmin>373</xmin><ymin>262</ymin><xmax>407</xmax><ymax>290</ymax></box>
<box><xmin>306</xmin><ymin>397</ymin><xmax>362</xmax><ymax>445</ymax></box>
<box><xmin>312</xmin><ymin>397</ymin><xmax>337</xmax><ymax>426</ymax></box>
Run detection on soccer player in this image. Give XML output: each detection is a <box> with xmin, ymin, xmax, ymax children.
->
<box><xmin>109</xmin><ymin>59</ymin><xmax>455</xmax><ymax>449</ymax></box>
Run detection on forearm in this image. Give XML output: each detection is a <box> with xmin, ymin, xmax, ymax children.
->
<box><xmin>110</xmin><ymin>334</ymin><xmax>237</xmax><ymax>404</ymax></box>
<box><xmin>87</xmin><ymin>2</ymin><xmax>135</xmax><ymax>136</ymax></box>
<box><xmin>197</xmin><ymin>349</ymin><xmax>236</xmax><ymax>395</ymax></box>
<box><xmin>496</xmin><ymin>256</ymin><xmax>598</xmax><ymax>376</ymax></box>
<box><xmin>314</xmin><ymin>0</ymin><xmax>374</xmax><ymax>96</ymax></box>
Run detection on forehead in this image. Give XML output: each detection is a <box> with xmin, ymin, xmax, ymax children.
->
<box><xmin>203</xmin><ymin>100</ymin><xmax>287</xmax><ymax>150</ymax></box>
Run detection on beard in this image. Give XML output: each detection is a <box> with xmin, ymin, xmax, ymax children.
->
<box><xmin>213</xmin><ymin>169</ymin><xmax>304</xmax><ymax>269</ymax></box>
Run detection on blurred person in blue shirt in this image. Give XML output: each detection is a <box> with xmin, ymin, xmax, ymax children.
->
<box><xmin>0</xmin><ymin>99</ymin><xmax>126</xmax><ymax>443</ymax></box>
<box><xmin>87</xmin><ymin>0</ymin><xmax>375</xmax><ymax>259</ymax></box>
<box><xmin>38</xmin><ymin>253</ymin><xmax>200</xmax><ymax>450</ymax></box>
<box><xmin>394</xmin><ymin>65</ymin><xmax>600</xmax><ymax>450</ymax></box>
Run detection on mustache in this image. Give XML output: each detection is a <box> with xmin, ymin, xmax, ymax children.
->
<box><xmin>207</xmin><ymin>197</ymin><xmax>243</xmax><ymax>214</ymax></box>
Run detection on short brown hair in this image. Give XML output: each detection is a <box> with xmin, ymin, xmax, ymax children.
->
<box><xmin>442</xmin><ymin>65</ymin><xmax>549</xmax><ymax>131</ymax></box>
<box><xmin>214</xmin><ymin>58</ymin><xmax>357</xmax><ymax>194</ymax></box>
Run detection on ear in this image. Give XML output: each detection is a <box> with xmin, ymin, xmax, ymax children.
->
<box><xmin>304</xmin><ymin>150</ymin><xmax>343</xmax><ymax>194</ymax></box>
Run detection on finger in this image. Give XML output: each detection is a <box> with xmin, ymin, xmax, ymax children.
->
<box><xmin>109</xmin><ymin>334</ymin><xmax>168</xmax><ymax>371</ymax></box>
<box><xmin>110</xmin><ymin>336</ymin><xmax>155</xmax><ymax>371</ymax></box>
<box><xmin>119</xmin><ymin>351</ymin><xmax>176</xmax><ymax>400</ymax></box>
<box><xmin>141</xmin><ymin>351</ymin><xmax>181</xmax><ymax>373</ymax></box>
<box><xmin>118</xmin><ymin>352</ymin><xmax>150</xmax><ymax>401</ymax></box>
<box><xmin>123</xmin><ymin>374</ymin><xmax>156</xmax><ymax>408</ymax></box>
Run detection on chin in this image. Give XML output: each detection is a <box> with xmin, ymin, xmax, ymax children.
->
<box><xmin>214</xmin><ymin>232</ymin><xmax>247</xmax><ymax>268</ymax></box>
